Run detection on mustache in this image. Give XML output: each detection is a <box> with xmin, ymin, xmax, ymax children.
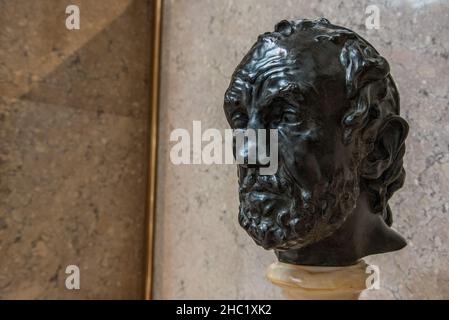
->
<box><xmin>238</xmin><ymin>167</ymin><xmax>291</xmax><ymax>194</ymax></box>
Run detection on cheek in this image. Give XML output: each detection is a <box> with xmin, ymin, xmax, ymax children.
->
<box><xmin>279</xmin><ymin>124</ymin><xmax>350</xmax><ymax>188</ymax></box>
<box><xmin>278</xmin><ymin>134</ymin><xmax>324</xmax><ymax>187</ymax></box>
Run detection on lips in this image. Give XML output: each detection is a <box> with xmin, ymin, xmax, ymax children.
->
<box><xmin>247</xmin><ymin>190</ymin><xmax>277</xmax><ymax>200</ymax></box>
<box><xmin>245</xmin><ymin>185</ymin><xmax>283</xmax><ymax>196</ymax></box>
<box><xmin>239</xmin><ymin>168</ymin><xmax>289</xmax><ymax>195</ymax></box>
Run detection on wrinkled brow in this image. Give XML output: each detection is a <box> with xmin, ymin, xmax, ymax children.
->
<box><xmin>258</xmin><ymin>82</ymin><xmax>310</xmax><ymax>107</ymax></box>
<box><xmin>224</xmin><ymin>80</ymin><xmax>310</xmax><ymax>109</ymax></box>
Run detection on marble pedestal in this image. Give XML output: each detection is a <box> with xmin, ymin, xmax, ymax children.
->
<box><xmin>266</xmin><ymin>260</ymin><xmax>370</xmax><ymax>300</ymax></box>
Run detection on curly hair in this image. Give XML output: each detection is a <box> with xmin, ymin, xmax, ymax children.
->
<box><xmin>269</xmin><ymin>18</ymin><xmax>408</xmax><ymax>226</ymax></box>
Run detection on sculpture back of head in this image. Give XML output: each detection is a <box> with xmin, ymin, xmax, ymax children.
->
<box><xmin>224</xmin><ymin>18</ymin><xmax>408</xmax><ymax>265</ymax></box>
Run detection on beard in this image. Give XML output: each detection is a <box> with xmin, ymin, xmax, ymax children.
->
<box><xmin>238</xmin><ymin>165</ymin><xmax>359</xmax><ymax>250</ymax></box>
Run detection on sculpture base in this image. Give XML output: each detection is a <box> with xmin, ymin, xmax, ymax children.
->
<box><xmin>266</xmin><ymin>260</ymin><xmax>369</xmax><ymax>300</ymax></box>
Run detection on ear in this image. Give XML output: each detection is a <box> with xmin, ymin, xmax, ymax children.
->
<box><xmin>361</xmin><ymin>116</ymin><xmax>409</xmax><ymax>180</ymax></box>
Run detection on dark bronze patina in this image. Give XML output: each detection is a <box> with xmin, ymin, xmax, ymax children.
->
<box><xmin>224</xmin><ymin>18</ymin><xmax>409</xmax><ymax>266</ymax></box>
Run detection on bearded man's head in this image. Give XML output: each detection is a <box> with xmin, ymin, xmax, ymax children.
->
<box><xmin>224</xmin><ymin>18</ymin><xmax>408</xmax><ymax>262</ymax></box>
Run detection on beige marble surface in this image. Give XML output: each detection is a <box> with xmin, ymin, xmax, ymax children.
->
<box><xmin>154</xmin><ymin>0</ymin><xmax>449</xmax><ymax>299</ymax></box>
<box><xmin>0</xmin><ymin>0</ymin><xmax>151</xmax><ymax>299</ymax></box>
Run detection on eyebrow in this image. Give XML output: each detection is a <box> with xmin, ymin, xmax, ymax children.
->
<box><xmin>224</xmin><ymin>76</ymin><xmax>315</xmax><ymax>116</ymax></box>
<box><xmin>258</xmin><ymin>82</ymin><xmax>309</xmax><ymax>108</ymax></box>
<box><xmin>224</xmin><ymin>90</ymin><xmax>240</xmax><ymax>105</ymax></box>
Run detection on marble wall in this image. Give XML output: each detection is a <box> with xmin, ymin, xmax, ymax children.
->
<box><xmin>154</xmin><ymin>0</ymin><xmax>449</xmax><ymax>299</ymax></box>
<box><xmin>1</xmin><ymin>0</ymin><xmax>448</xmax><ymax>300</ymax></box>
<box><xmin>0</xmin><ymin>0</ymin><xmax>151</xmax><ymax>298</ymax></box>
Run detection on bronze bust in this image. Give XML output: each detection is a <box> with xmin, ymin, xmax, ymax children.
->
<box><xmin>224</xmin><ymin>18</ymin><xmax>409</xmax><ymax>266</ymax></box>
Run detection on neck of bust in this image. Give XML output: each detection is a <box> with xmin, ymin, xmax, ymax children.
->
<box><xmin>275</xmin><ymin>191</ymin><xmax>407</xmax><ymax>266</ymax></box>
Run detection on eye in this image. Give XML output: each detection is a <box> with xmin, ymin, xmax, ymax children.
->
<box><xmin>267</xmin><ymin>98</ymin><xmax>303</xmax><ymax>127</ymax></box>
<box><xmin>231</xmin><ymin>111</ymin><xmax>248</xmax><ymax>128</ymax></box>
<box><xmin>281</xmin><ymin>111</ymin><xmax>299</xmax><ymax>123</ymax></box>
<box><xmin>278</xmin><ymin>109</ymin><xmax>304</xmax><ymax>125</ymax></box>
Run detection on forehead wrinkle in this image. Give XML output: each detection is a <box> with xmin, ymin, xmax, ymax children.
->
<box><xmin>246</xmin><ymin>47</ymin><xmax>289</xmax><ymax>80</ymax></box>
<box><xmin>226</xmin><ymin>42</ymin><xmax>315</xmax><ymax>111</ymax></box>
<box><xmin>254</xmin><ymin>65</ymin><xmax>311</xmax><ymax>107</ymax></box>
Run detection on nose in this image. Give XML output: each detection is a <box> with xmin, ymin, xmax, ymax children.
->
<box><xmin>234</xmin><ymin>132</ymin><xmax>258</xmax><ymax>167</ymax></box>
<box><xmin>233</xmin><ymin>129</ymin><xmax>270</xmax><ymax>168</ymax></box>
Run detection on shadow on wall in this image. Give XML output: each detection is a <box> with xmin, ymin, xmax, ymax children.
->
<box><xmin>0</xmin><ymin>0</ymin><xmax>152</xmax><ymax>299</ymax></box>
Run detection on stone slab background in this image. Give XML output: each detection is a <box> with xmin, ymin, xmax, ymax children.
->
<box><xmin>154</xmin><ymin>0</ymin><xmax>449</xmax><ymax>299</ymax></box>
<box><xmin>0</xmin><ymin>0</ymin><xmax>151</xmax><ymax>299</ymax></box>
